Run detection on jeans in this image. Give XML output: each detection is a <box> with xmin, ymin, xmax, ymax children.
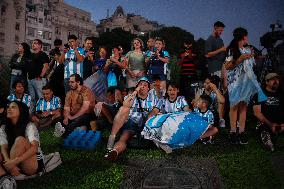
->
<box><xmin>28</xmin><ymin>78</ymin><xmax>47</xmax><ymax>102</ymax></box>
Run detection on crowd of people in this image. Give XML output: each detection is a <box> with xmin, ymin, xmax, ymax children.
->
<box><xmin>0</xmin><ymin>21</ymin><xmax>283</xmax><ymax>183</ymax></box>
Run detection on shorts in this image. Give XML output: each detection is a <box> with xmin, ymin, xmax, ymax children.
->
<box><xmin>36</xmin><ymin>152</ymin><xmax>45</xmax><ymax>173</ymax></box>
<box><xmin>121</xmin><ymin>118</ymin><xmax>141</xmax><ymax>134</ymax></box>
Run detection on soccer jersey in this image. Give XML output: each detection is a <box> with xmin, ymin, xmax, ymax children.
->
<box><xmin>148</xmin><ymin>88</ymin><xmax>166</xmax><ymax>100</ymax></box>
<box><xmin>7</xmin><ymin>93</ymin><xmax>31</xmax><ymax>108</ymax></box>
<box><xmin>128</xmin><ymin>92</ymin><xmax>158</xmax><ymax>125</ymax></box>
<box><xmin>194</xmin><ymin>108</ymin><xmax>214</xmax><ymax>126</ymax></box>
<box><xmin>156</xmin><ymin>96</ymin><xmax>188</xmax><ymax>114</ymax></box>
<box><xmin>147</xmin><ymin>50</ymin><xmax>170</xmax><ymax>75</ymax></box>
<box><xmin>201</xmin><ymin>88</ymin><xmax>217</xmax><ymax>109</ymax></box>
<box><xmin>64</xmin><ymin>47</ymin><xmax>85</xmax><ymax>79</ymax></box>
<box><xmin>36</xmin><ymin>96</ymin><xmax>61</xmax><ymax>112</ymax></box>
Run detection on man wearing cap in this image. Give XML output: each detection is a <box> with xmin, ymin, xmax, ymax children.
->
<box><xmin>105</xmin><ymin>77</ymin><xmax>158</xmax><ymax>161</ymax></box>
<box><xmin>253</xmin><ymin>73</ymin><xmax>284</xmax><ymax>151</ymax></box>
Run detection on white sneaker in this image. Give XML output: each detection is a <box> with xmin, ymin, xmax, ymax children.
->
<box><xmin>54</xmin><ymin>122</ymin><xmax>65</xmax><ymax>137</ymax></box>
<box><xmin>219</xmin><ymin>119</ymin><xmax>226</xmax><ymax>128</ymax></box>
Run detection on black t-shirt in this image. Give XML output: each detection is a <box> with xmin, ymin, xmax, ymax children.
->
<box><xmin>28</xmin><ymin>51</ymin><xmax>49</xmax><ymax>79</ymax></box>
<box><xmin>253</xmin><ymin>88</ymin><xmax>284</xmax><ymax>123</ymax></box>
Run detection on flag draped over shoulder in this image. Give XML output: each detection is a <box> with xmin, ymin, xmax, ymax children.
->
<box><xmin>227</xmin><ymin>48</ymin><xmax>267</xmax><ymax>107</ymax></box>
<box><xmin>84</xmin><ymin>70</ymin><xmax>108</xmax><ymax>102</ymax></box>
<box><xmin>141</xmin><ymin>112</ymin><xmax>209</xmax><ymax>150</ymax></box>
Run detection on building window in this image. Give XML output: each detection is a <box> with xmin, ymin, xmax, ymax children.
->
<box><xmin>43</xmin><ymin>44</ymin><xmax>51</xmax><ymax>52</ymax></box>
<box><xmin>16</xmin><ymin>11</ymin><xmax>21</xmax><ymax>19</ymax></box>
<box><xmin>27</xmin><ymin>27</ymin><xmax>35</xmax><ymax>37</ymax></box>
<box><xmin>0</xmin><ymin>47</ymin><xmax>4</xmax><ymax>56</ymax></box>
<box><xmin>1</xmin><ymin>6</ymin><xmax>6</xmax><ymax>16</ymax></box>
<box><xmin>15</xmin><ymin>35</ymin><xmax>19</xmax><ymax>42</ymax></box>
<box><xmin>39</xmin><ymin>18</ymin><xmax>43</xmax><ymax>23</ymax></box>
<box><xmin>0</xmin><ymin>32</ymin><xmax>4</xmax><ymax>43</ymax></box>
<box><xmin>15</xmin><ymin>23</ymin><xmax>20</xmax><ymax>31</ymax></box>
<box><xmin>82</xmin><ymin>16</ymin><xmax>85</xmax><ymax>21</ymax></box>
<box><xmin>74</xmin><ymin>13</ymin><xmax>77</xmax><ymax>18</ymax></box>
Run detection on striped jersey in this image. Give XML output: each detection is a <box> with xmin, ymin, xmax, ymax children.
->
<box><xmin>64</xmin><ymin>47</ymin><xmax>85</xmax><ymax>79</ymax></box>
<box><xmin>156</xmin><ymin>96</ymin><xmax>188</xmax><ymax>114</ymax></box>
<box><xmin>194</xmin><ymin>108</ymin><xmax>214</xmax><ymax>126</ymax></box>
<box><xmin>148</xmin><ymin>88</ymin><xmax>166</xmax><ymax>100</ymax></box>
<box><xmin>36</xmin><ymin>96</ymin><xmax>61</xmax><ymax>112</ymax></box>
<box><xmin>128</xmin><ymin>92</ymin><xmax>158</xmax><ymax>125</ymax></box>
<box><xmin>7</xmin><ymin>93</ymin><xmax>31</xmax><ymax>108</ymax></box>
<box><xmin>201</xmin><ymin>88</ymin><xmax>217</xmax><ymax>109</ymax></box>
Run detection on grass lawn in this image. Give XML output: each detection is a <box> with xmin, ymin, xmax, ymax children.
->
<box><xmin>17</xmin><ymin>125</ymin><xmax>284</xmax><ymax>189</ymax></box>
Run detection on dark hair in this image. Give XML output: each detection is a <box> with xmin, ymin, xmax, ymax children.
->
<box><xmin>200</xmin><ymin>94</ymin><xmax>212</xmax><ymax>107</ymax></box>
<box><xmin>5</xmin><ymin>101</ymin><xmax>30</xmax><ymax>149</ymax></box>
<box><xmin>34</xmin><ymin>39</ymin><xmax>43</xmax><ymax>47</ymax></box>
<box><xmin>107</xmin><ymin>87</ymin><xmax>116</xmax><ymax>95</ymax></box>
<box><xmin>12</xmin><ymin>80</ymin><xmax>24</xmax><ymax>89</ymax></box>
<box><xmin>68</xmin><ymin>34</ymin><xmax>78</xmax><ymax>41</ymax></box>
<box><xmin>49</xmin><ymin>48</ymin><xmax>61</xmax><ymax>56</ymax></box>
<box><xmin>42</xmin><ymin>84</ymin><xmax>52</xmax><ymax>91</ymax></box>
<box><xmin>54</xmin><ymin>39</ymin><xmax>62</xmax><ymax>46</ymax></box>
<box><xmin>155</xmin><ymin>37</ymin><xmax>165</xmax><ymax>45</ymax></box>
<box><xmin>84</xmin><ymin>37</ymin><xmax>93</xmax><ymax>42</ymax></box>
<box><xmin>205</xmin><ymin>75</ymin><xmax>219</xmax><ymax>86</ymax></box>
<box><xmin>227</xmin><ymin>27</ymin><xmax>248</xmax><ymax>60</ymax></box>
<box><xmin>151</xmin><ymin>75</ymin><xmax>161</xmax><ymax>82</ymax></box>
<box><xmin>184</xmin><ymin>39</ymin><xmax>192</xmax><ymax>45</ymax></box>
<box><xmin>214</xmin><ymin>21</ymin><xmax>225</xmax><ymax>28</ymax></box>
<box><xmin>20</xmin><ymin>42</ymin><xmax>31</xmax><ymax>57</ymax></box>
<box><xmin>167</xmin><ymin>81</ymin><xmax>179</xmax><ymax>90</ymax></box>
<box><xmin>70</xmin><ymin>73</ymin><xmax>83</xmax><ymax>85</ymax></box>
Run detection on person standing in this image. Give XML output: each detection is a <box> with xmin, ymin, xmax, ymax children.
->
<box><xmin>205</xmin><ymin>21</ymin><xmax>226</xmax><ymax>78</ymax></box>
<box><xmin>9</xmin><ymin>43</ymin><xmax>31</xmax><ymax>94</ymax></box>
<box><xmin>59</xmin><ymin>35</ymin><xmax>85</xmax><ymax>92</ymax></box>
<box><xmin>82</xmin><ymin>37</ymin><xmax>95</xmax><ymax>80</ymax></box>
<box><xmin>27</xmin><ymin>39</ymin><xmax>49</xmax><ymax>103</ymax></box>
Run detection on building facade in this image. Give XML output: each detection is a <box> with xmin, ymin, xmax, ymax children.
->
<box><xmin>0</xmin><ymin>0</ymin><xmax>26</xmax><ymax>57</ymax></box>
<box><xmin>97</xmin><ymin>6</ymin><xmax>161</xmax><ymax>35</ymax></box>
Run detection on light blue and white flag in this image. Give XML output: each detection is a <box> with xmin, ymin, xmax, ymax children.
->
<box><xmin>141</xmin><ymin>112</ymin><xmax>209</xmax><ymax>150</ymax></box>
<box><xmin>84</xmin><ymin>70</ymin><xmax>108</xmax><ymax>102</ymax></box>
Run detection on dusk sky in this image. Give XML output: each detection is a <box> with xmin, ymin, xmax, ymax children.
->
<box><xmin>65</xmin><ymin>0</ymin><xmax>284</xmax><ymax>49</ymax></box>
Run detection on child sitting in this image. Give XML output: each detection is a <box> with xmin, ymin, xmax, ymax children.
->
<box><xmin>194</xmin><ymin>95</ymin><xmax>218</xmax><ymax>144</ymax></box>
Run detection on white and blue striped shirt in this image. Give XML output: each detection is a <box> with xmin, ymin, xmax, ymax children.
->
<box><xmin>64</xmin><ymin>47</ymin><xmax>85</xmax><ymax>79</ymax></box>
<box><xmin>36</xmin><ymin>96</ymin><xmax>61</xmax><ymax>112</ymax></box>
<box><xmin>194</xmin><ymin>108</ymin><xmax>214</xmax><ymax>126</ymax></box>
<box><xmin>7</xmin><ymin>93</ymin><xmax>31</xmax><ymax>108</ymax></box>
<box><xmin>156</xmin><ymin>96</ymin><xmax>188</xmax><ymax>114</ymax></box>
<box><xmin>128</xmin><ymin>92</ymin><xmax>158</xmax><ymax>125</ymax></box>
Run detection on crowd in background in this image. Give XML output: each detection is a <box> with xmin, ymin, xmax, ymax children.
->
<box><xmin>0</xmin><ymin>21</ymin><xmax>283</xmax><ymax>180</ymax></box>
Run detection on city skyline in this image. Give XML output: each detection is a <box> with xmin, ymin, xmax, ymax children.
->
<box><xmin>65</xmin><ymin>0</ymin><xmax>284</xmax><ymax>50</ymax></box>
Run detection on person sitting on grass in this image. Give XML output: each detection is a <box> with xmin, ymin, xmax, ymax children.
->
<box><xmin>32</xmin><ymin>85</ymin><xmax>62</xmax><ymax>129</ymax></box>
<box><xmin>253</xmin><ymin>73</ymin><xmax>284</xmax><ymax>152</ymax></box>
<box><xmin>7</xmin><ymin>80</ymin><xmax>32</xmax><ymax>113</ymax></box>
<box><xmin>92</xmin><ymin>87</ymin><xmax>123</xmax><ymax>130</ymax></box>
<box><xmin>54</xmin><ymin>74</ymin><xmax>96</xmax><ymax>138</ymax></box>
<box><xmin>194</xmin><ymin>95</ymin><xmax>219</xmax><ymax>144</ymax></box>
<box><xmin>151</xmin><ymin>82</ymin><xmax>191</xmax><ymax>115</ymax></box>
<box><xmin>0</xmin><ymin>101</ymin><xmax>45</xmax><ymax>177</ymax></box>
<box><xmin>196</xmin><ymin>76</ymin><xmax>226</xmax><ymax>128</ymax></box>
<box><xmin>105</xmin><ymin>77</ymin><xmax>158</xmax><ymax>161</ymax></box>
<box><xmin>148</xmin><ymin>75</ymin><xmax>166</xmax><ymax>100</ymax></box>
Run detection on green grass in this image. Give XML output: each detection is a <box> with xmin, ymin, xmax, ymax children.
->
<box><xmin>17</xmin><ymin>127</ymin><xmax>284</xmax><ymax>189</ymax></box>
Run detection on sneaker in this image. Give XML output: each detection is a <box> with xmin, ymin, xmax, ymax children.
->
<box><xmin>54</xmin><ymin>122</ymin><xmax>65</xmax><ymax>137</ymax></box>
<box><xmin>261</xmin><ymin>131</ymin><xmax>275</xmax><ymax>152</ymax></box>
<box><xmin>230</xmin><ymin>132</ymin><xmax>238</xmax><ymax>144</ymax></box>
<box><xmin>104</xmin><ymin>149</ymin><xmax>118</xmax><ymax>161</ymax></box>
<box><xmin>219</xmin><ymin>119</ymin><xmax>226</xmax><ymax>128</ymax></box>
<box><xmin>239</xmin><ymin>132</ymin><xmax>248</xmax><ymax>145</ymax></box>
<box><xmin>201</xmin><ymin>136</ymin><xmax>213</xmax><ymax>144</ymax></box>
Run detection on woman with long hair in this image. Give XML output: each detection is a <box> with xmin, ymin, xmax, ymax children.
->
<box><xmin>0</xmin><ymin>101</ymin><xmax>44</xmax><ymax>176</ymax></box>
<box><xmin>224</xmin><ymin>27</ymin><xmax>265</xmax><ymax>144</ymax></box>
<box><xmin>124</xmin><ymin>38</ymin><xmax>147</xmax><ymax>88</ymax></box>
<box><xmin>9</xmin><ymin>42</ymin><xmax>32</xmax><ymax>94</ymax></box>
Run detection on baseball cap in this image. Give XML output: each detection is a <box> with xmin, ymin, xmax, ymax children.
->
<box><xmin>136</xmin><ymin>77</ymin><xmax>150</xmax><ymax>87</ymax></box>
<box><xmin>265</xmin><ymin>73</ymin><xmax>279</xmax><ymax>81</ymax></box>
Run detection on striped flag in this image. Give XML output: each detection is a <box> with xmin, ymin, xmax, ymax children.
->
<box><xmin>84</xmin><ymin>70</ymin><xmax>108</xmax><ymax>102</ymax></box>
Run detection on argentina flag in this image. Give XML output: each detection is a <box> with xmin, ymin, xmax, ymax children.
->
<box><xmin>141</xmin><ymin>112</ymin><xmax>209</xmax><ymax>151</ymax></box>
<box><xmin>84</xmin><ymin>70</ymin><xmax>108</xmax><ymax>102</ymax></box>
